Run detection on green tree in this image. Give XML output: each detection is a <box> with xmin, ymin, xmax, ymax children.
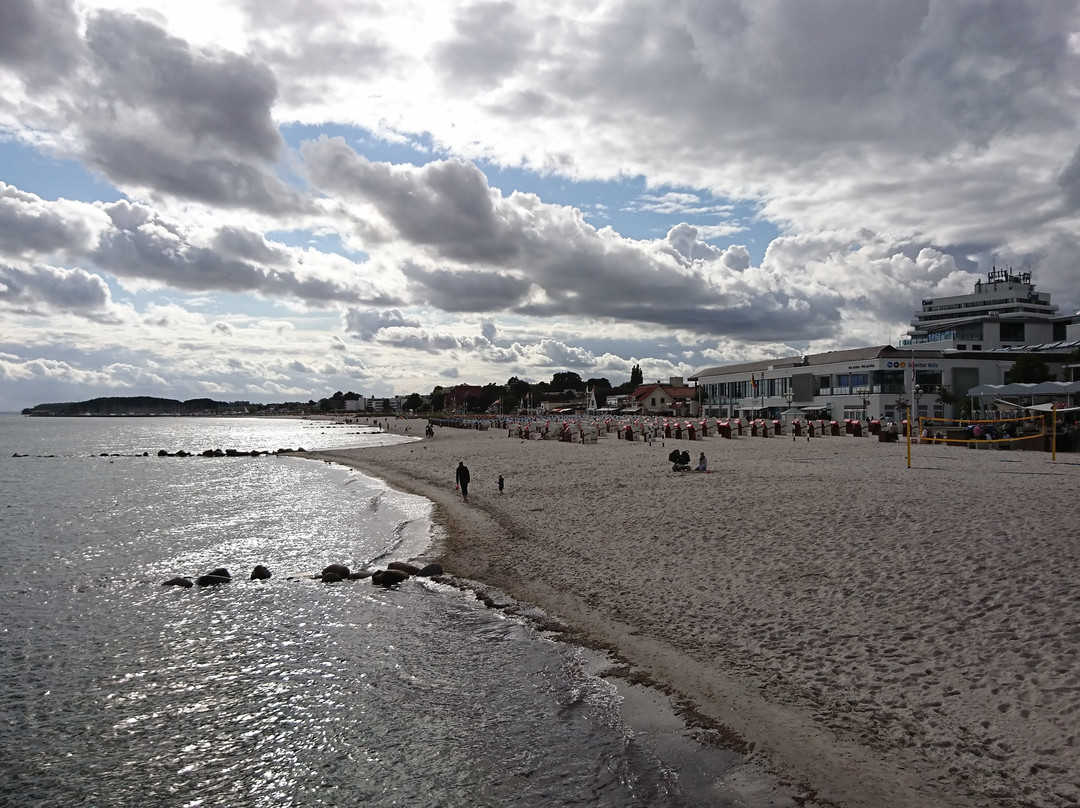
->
<box><xmin>1005</xmin><ymin>354</ymin><xmax>1054</xmax><ymax>383</ymax></box>
<box><xmin>1066</xmin><ymin>348</ymin><xmax>1080</xmax><ymax>382</ymax></box>
<box><xmin>629</xmin><ymin>364</ymin><xmax>643</xmax><ymax>387</ymax></box>
<box><xmin>586</xmin><ymin>377</ymin><xmax>612</xmax><ymax>390</ymax></box>
<box><xmin>430</xmin><ymin>385</ymin><xmax>444</xmax><ymax>412</ymax></box>
<box><xmin>480</xmin><ymin>382</ymin><xmax>504</xmax><ymax>412</ymax></box>
<box><xmin>551</xmin><ymin>371</ymin><xmax>584</xmax><ymax>391</ymax></box>
<box><xmin>405</xmin><ymin>393</ymin><xmax>423</xmax><ymax>412</ymax></box>
<box><xmin>506</xmin><ymin>376</ymin><xmax>527</xmax><ymax>393</ymax></box>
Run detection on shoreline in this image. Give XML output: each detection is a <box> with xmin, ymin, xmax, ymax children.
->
<box><xmin>308</xmin><ymin>418</ymin><xmax>1080</xmax><ymax>808</ymax></box>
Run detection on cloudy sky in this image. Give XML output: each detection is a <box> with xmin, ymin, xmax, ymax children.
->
<box><xmin>2</xmin><ymin>0</ymin><xmax>1079</xmax><ymax>411</ymax></box>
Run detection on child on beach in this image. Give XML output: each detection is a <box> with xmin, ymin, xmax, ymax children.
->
<box><xmin>498</xmin><ymin>474</ymin><xmax>504</xmax><ymax>494</ymax></box>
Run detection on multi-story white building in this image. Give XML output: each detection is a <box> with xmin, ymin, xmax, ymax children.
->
<box><xmin>903</xmin><ymin>267</ymin><xmax>1063</xmax><ymax>351</ymax></box>
<box><xmin>692</xmin><ymin>273</ymin><xmax>1080</xmax><ymax>422</ymax></box>
<box><xmin>692</xmin><ymin>345</ymin><xmax>1080</xmax><ymax>423</ymax></box>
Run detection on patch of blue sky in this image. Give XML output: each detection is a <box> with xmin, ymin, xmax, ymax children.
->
<box><xmin>0</xmin><ymin>138</ymin><xmax>123</xmax><ymax>203</ymax></box>
<box><xmin>280</xmin><ymin>123</ymin><xmax>778</xmax><ymax>264</ymax></box>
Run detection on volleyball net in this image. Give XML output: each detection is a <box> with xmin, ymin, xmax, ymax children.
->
<box><xmin>914</xmin><ymin>414</ymin><xmax>1045</xmax><ymax>445</ymax></box>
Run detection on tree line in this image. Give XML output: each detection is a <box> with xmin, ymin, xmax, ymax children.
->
<box><xmin>20</xmin><ymin>365</ymin><xmax>648</xmax><ymax>416</ymax></box>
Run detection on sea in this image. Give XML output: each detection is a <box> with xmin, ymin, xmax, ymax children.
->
<box><xmin>0</xmin><ymin>415</ymin><xmax>747</xmax><ymax>808</ymax></box>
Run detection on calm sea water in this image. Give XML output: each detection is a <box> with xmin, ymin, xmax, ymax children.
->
<box><xmin>0</xmin><ymin>416</ymin><xmax>742</xmax><ymax>807</ymax></box>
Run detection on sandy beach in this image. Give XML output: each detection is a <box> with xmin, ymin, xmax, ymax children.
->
<box><xmin>308</xmin><ymin>419</ymin><xmax>1080</xmax><ymax>808</ymax></box>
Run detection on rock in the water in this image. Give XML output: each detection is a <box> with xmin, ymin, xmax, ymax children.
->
<box><xmin>348</xmin><ymin>570</ymin><xmax>374</xmax><ymax>580</ymax></box>
<box><xmin>196</xmin><ymin>568</ymin><xmax>231</xmax><ymax>587</ymax></box>
<box><xmin>387</xmin><ymin>561</ymin><xmax>421</xmax><ymax>575</ymax></box>
<box><xmin>417</xmin><ymin>563</ymin><xmax>444</xmax><ymax>577</ymax></box>
<box><xmin>321</xmin><ymin>563</ymin><xmax>350</xmax><ymax>580</ymax></box>
<box><xmin>250</xmin><ymin>565</ymin><xmax>271</xmax><ymax>580</ymax></box>
<box><xmin>162</xmin><ymin>576</ymin><xmax>194</xmax><ymax>588</ymax></box>
<box><xmin>374</xmin><ymin>568</ymin><xmax>410</xmax><ymax>588</ymax></box>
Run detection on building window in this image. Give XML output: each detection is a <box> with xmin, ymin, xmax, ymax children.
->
<box><xmin>651</xmin><ymin>398</ymin><xmax>656</xmax><ymax>407</ymax></box>
<box><xmin>999</xmin><ymin>322</ymin><xmax>1025</xmax><ymax>342</ymax></box>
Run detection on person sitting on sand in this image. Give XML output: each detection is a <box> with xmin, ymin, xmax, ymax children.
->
<box><xmin>694</xmin><ymin>452</ymin><xmax>707</xmax><ymax>472</ymax></box>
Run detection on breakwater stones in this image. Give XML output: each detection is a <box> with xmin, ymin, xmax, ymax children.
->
<box><xmin>155</xmin><ymin>448</ymin><xmax>306</xmax><ymax>457</ymax></box>
<box><xmin>161</xmin><ymin>561</ymin><xmax>446</xmax><ymax>590</ymax></box>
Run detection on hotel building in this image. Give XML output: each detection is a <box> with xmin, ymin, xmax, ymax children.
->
<box><xmin>691</xmin><ymin>271</ymin><xmax>1080</xmax><ymax>423</ymax></box>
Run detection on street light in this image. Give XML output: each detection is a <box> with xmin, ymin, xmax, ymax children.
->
<box><xmin>913</xmin><ymin>384</ymin><xmax>922</xmax><ymax>435</ymax></box>
<box><xmin>857</xmin><ymin>386</ymin><xmax>871</xmax><ymax>420</ymax></box>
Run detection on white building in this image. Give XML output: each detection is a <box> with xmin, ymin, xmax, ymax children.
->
<box><xmin>903</xmin><ymin>267</ymin><xmax>1062</xmax><ymax>351</ymax></box>
<box><xmin>693</xmin><ymin>273</ymin><xmax>1080</xmax><ymax>422</ymax></box>
<box><xmin>693</xmin><ymin>344</ymin><xmax>1079</xmax><ymax>423</ymax></box>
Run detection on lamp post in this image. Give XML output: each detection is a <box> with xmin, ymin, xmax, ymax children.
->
<box><xmin>783</xmin><ymin>390</ymin><xmax>794</xmax><ymax>439</ymax></box>
<box><xmin>913</xmin><ymin>384</ymin><xmax>922</xmax><ymax>436</ymax></box>
<box><xmin>857</xmin><ymin>386</ymin><xmax>871</xmax><ymax>420</ymax></box>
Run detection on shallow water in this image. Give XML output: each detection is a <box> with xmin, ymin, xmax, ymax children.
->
<box><xmin>0</xmin><ymin>416</ymin><xmax>742</xmax><ymax>807</ymax></box>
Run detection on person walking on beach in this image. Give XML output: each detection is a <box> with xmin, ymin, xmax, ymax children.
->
<box><xmin>497</xmin><ymin>474</ymin><xmax>504</xmax><ymax>494</ymax></box>
<box><xmin>456</xmin><ymin>461</ymin><xmax>471</xmax><ymax>502</ymax></box>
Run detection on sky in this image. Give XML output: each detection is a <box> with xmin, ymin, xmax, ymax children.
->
<box><xmin>2</xmin><ymin>0</ymin><xmax>1080</xmax><ymax>412</ymax></box>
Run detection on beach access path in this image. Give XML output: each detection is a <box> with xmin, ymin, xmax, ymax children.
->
<box><xmin>308</xmin><ymin>418</ymin><xmax>1080</xmax><ymax>808</ymax></box>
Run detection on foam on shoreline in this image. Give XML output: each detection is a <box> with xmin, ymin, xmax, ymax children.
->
<box><xmin>308</xmin><ymin>418</ymin><xmax>1080</xmax><ymax>808</ymax></box>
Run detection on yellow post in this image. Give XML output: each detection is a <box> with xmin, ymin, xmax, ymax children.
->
<box><xmin>906</xmin><ymin>406</ymin><xmax>912</xmax><ymax>468</ymax></box>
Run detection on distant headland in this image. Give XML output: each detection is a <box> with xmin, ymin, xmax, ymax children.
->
<box><xmin>20</xmin><ymin>396</ymin><xmax>286</xmax><ymax>417</ymax></box>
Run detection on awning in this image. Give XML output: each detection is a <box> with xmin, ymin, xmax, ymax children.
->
<box><xmin>968</xmin><ymin>381</ymin><xmax>1080</xmax><ymax>397</ymax></box>
<box><xmin>1020</xmin><ymin>403</ymin><xmax>1080</xmax><ymax>413</ymax></box>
